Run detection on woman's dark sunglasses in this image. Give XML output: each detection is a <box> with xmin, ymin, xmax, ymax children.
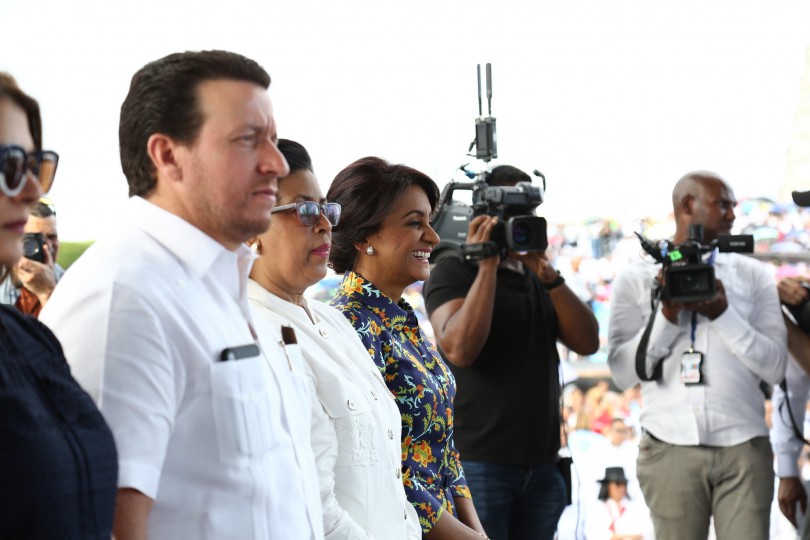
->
<box><xmin>271</xmin><ymin>201</ymin><xmax>341</xmax><ymax>227</ymax></box>
<box><xmin>0</xmin><ymin>145</ymin><xmax>59</xmax><ymax>197</ymax></box>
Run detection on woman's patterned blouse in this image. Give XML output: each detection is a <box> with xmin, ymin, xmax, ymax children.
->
<box><xmin>330</xmin><ymin>271</ymin><xmax>471</xmax><ymax>534</ymax></box>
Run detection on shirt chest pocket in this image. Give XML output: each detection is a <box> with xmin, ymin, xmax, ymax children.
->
<box><xmin>210</xmin><ymin>357</ymin><xmax>280</xmax><ymax>466</ymax></box>
<box><xmin>318</xmin><ymin>378</ymin><xmax>380</xmax><ymax>467</ymax></box>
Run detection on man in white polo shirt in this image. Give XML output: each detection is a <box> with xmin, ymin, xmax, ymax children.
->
<box><xmin>41</xmin><ymin>50</ymin><xmax>323</xmax><ymax>539</ymax></box>
<box><xmin>607</xmin><ymin>171</ymin><xmax>787</xmax><ymax>540</ymax></box>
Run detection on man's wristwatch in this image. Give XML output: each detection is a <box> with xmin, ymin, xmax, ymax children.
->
<box><xmin>543</xmin><ymin>270</ymin><xmax>566</xmax><ymax>291</ymax></box>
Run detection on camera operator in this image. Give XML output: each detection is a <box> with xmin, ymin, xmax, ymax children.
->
<box><xmin>607</xmin><ymin>171</ymin><xmax>787</xmax><ymax>540</ymax></box>
<box><xmin>770</xmin><ymin>189</ymin><xmax>810</xmax><ymax>539</ymax></box>
<box><xmin>422</xmin><ymin>165</ymin><xmax>599</xmax><ymax>540</ymax></box>
<box><xmin>0</xmin><ymin>197</ymin><xmax>64</xmax><ymax>316</ymax></box>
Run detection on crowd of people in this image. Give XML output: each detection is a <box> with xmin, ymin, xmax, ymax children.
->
<box><xmin>1</xmin><ymin>48</ymin><xmax>810</xmax><ymax>540</ymax></box>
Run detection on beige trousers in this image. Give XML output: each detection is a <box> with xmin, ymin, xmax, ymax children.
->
<box><xmin>636</xmin><ymin>433</ymin><xmax>773</xmax><ymax>540</ymax></box>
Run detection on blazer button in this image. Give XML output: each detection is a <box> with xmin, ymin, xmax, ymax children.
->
<box><xmin>347</xmin><ymin>399</ymin><xmax>356</xmax><ymax>410</ymax></box>
<box><xmin>319</xmin><ymin>328</ymin><xmax>329</xmax><ymax>338</ymax></box>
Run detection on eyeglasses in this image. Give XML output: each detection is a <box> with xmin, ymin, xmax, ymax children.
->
<box><xmin>271</xmin><ymin>201</ymin><xmax>341</xmax><ymax>227</ymax></box>
<box><xmin>0</xmin><ymin>145</ymin><xmax>59</xmax><ymax>197</ymax></box>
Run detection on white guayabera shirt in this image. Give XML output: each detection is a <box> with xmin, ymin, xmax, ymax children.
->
<box><xmin>41</xmin><ymin>196</ymin><xmax>324</xmax><ymax>539</ymax></box>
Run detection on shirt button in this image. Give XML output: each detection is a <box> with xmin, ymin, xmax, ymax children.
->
<box><xmin>396</xmin><ymin>468</ymin><xmax>401</xmax><ymax>479</ymax></box>
<box><xmin>319</xmin><ymin>328</ymin><xmax>329</xmax><ymax>338</ymax></box>
<box><xmin>347</xmin><ymin>399</ymin><xmax>356</xmax><ymax>410</ymax></box>
<box><xmin>388</xmin><ymin>428</ymin><xmax>394</xmax><ymax>439</ymax></box>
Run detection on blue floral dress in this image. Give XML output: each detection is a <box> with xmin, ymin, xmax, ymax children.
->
<box><xmin>330</xmin><ymin>271</ymin><xmax>471</xmax><ymax>534</ymax></box>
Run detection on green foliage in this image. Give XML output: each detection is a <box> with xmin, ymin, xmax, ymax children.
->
<box><xmin>57</xmin><ymin>241</ymin><xmax>94</xmax><ymax>269</ymax></box>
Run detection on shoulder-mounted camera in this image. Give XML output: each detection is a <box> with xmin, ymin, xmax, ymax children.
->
<box><xmin>429</xmin><ymin>64</ymin><xmax>549</xmax><ymax>265</ymax></box>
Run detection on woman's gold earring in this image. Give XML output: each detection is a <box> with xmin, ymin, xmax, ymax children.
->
<box><xmin>366</xmin><ymin>246</ymin><xmax>374</xmax><ymax>256</ymax></box>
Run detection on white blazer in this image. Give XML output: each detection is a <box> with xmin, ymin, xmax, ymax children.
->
<box><xmin>249</xmin><ymin>280</ymin><xmax>421</xmax><ymax>540</ymax></box>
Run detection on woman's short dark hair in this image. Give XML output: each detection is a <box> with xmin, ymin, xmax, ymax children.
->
<box><xmin>486</xmin><ymin>164</ymin><xmax>531</xmax><ymax>187</ymax></box>
<box><xmin>327</xmin><ymin>156</ymin><xmax>440</xmax><ymax>274</ymax></box>
<box><xmin>119</xmin><ymin>50</ymin><xmax>271</xmax><ymax>198</ymax></box>
<box><xmin>277</xmin><ymin>139</ymin><xmax>313</xmax><ymax>174</ymax></box>
<box><xmin>0</xmin><ymin>73</ymin><xmax>42</xmax><ymax>150</ymax></box>
<box><xmin>0</xmin><ymin>74</ymin><xmax>41</xmax><ymax>281</ymax></box>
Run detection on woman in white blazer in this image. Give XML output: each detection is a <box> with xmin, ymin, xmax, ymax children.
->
<box><xmin>248</xmin><ymin>139</ymin><xmax>420</xmax><ymax>540</ymax></box>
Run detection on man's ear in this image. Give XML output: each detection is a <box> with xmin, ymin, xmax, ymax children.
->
<box><xmin>681</xmin><ymin>194</ymin><xmax>695</xmax><ymax>215</ymax></box>
<box><xmin>147</xmin><ymin>133</ymin><xmax>184</xmax><ymax>182</ymax></box>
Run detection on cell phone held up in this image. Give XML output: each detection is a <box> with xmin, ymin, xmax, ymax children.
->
<box><xmin>22</xmin><ymin>232</ymin><xmax>46</xmax><ymax>263</ymax></box>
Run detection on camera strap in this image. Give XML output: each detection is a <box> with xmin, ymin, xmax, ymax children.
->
<box><xmin>635</xmin><ymin>284</ymin><xmax>665</xmax><ymax>382</ymax></box>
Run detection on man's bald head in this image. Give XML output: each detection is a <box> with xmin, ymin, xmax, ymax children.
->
<box><xmin>671</xmin><ymin>171</ymin><xmax>736</xmax><ymax>243</ymax></box>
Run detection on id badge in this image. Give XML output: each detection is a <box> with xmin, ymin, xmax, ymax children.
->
<box><xmin>680</xmin><ymin>350</ymin><xmax>704</xmax><ymax>385</ymax></box>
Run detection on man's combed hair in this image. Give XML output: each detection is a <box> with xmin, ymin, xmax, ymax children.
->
<box><xmin>327</xmin><ymin>156</ymin><xmax>440</xmax><ymax>274</ymax></box>
<box><xmin>119</xmin><ymin>50</ymin><xmax>271</xmax><ymax>197</ymax></box>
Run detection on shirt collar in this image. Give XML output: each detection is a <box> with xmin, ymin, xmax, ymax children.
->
<box><xmin>127</xmin><ymin>196</ymin><xmax>257</xmax><ymax>278</ymax></box>
<box><xmin>338</xmin><ymin>271</ymin><xmax>416</xmax><ymax>328</ymax></box>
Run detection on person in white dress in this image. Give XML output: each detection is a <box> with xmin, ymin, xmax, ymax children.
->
<box><xmin>248</xmin><ymin>139</ymin><xmax>420</xmax><ymax>540</ymax></box>
<box><xmin>584</xmin><ymin>467</ymin><xmax>653</xmax><ymax>540</ymax></box>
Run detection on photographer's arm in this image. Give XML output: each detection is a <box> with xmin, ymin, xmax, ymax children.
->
<box><xmin>771</xmin><ymin>359</ymin><xmax>810</xmax><ymax>527</ymax></box>
<box><xmin>779</xmin><ymin>276</ymin><xmax>810</xmax><ymax>375</ymax></box>
<box><xmin>785</xmin><ymin>316</ymin><xmax>810</xmax><ymax>375</ymax></box>
<box><xmin>709</xmin><ymin>276</ymin><xmax>787</xmax><ymax>385</ymax></box>
<box><xmin>518</xmin><ymin>252</ymin><xmax>599</xmax><ymax>355</ymax></box>
<box><xmin>429</xmin><ymin>217</ymin><xmax>500</xmax><ymax>368</ymax></box>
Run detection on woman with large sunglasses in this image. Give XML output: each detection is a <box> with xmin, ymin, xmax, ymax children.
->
<box><xmin>248</xmin><ymin>139</ymin><xmax>420</xmax><ymax>539</ymax></box>
<box><xmin>327</xmin><ymin>157</ymin><xmax>488</xmax><ymax>540</ymax></box>
<box><xmin>0</xmin><ymin>73</ymin><xmax>117</xmax><ymax>538</ymax></box>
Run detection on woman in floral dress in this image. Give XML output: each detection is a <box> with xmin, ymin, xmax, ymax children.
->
<box><xmin>328</xmin><ymin>157</ymin><xmax>488</xmax><ymax>540</ymax></box>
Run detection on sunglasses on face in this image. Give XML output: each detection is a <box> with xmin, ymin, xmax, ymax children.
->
<box><xmin>0</xmin><ymin>145</ymin><xmax>59</xmax><ymax>197</ymax></box>
<box><xmin>271</xmin><ymin>201</ymin><xmax>341</xmax><ymax>227</ymax></box>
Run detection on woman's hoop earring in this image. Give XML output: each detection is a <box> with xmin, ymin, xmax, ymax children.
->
<box><xmin>366</xmin><ymin>246</ymin><xmax>374</xmax><ymax>256</ymax></box>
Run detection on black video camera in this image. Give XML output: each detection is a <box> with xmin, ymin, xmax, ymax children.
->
<box><xmin>431</xmin><ymin>176</ymin><xmax>548</xmax><ymax>264</ymax></box>
<box><xmin>22</xmin><ymin>232</ymin><xmax>46</xmax><ymax>263</ymax></box>
<box><xmin>636</xmin><ymin>224</ymin><xmax>753</xmax><ymax>303</ymax></box>
<box><xmin>429</xmin><ymin>64</ymin><xmax>548</xmax><ymax>265</ymax></box>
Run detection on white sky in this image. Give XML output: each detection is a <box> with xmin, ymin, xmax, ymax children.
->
<box><xmin>2</xmin><ymin>0</ymin><xmax>809</xmax><ymax>241</ymax></box>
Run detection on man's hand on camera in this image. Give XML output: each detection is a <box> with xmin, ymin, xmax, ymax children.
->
<box><xmin>517</xmin><ymin>252</ymin><xmax>558</xmax><ymax>284</ymax></box>
<box><xmin>663</xmin><ymin>278</ymin><xmax>728</xmax><ymax>322</ymax></box>
<box><xmin>778</xmin><ymin>276</ymin><xmax>810</xmax><ymax>306</ymax></box>
<box><xmin>467</xmin><ymin>215</ymin><xmax>500</xmax><ymax>268</ymax></box>
<box><xmin>686</xmin><ymin>279</ymin><xmax>728</xmax><ymax>320</ymax></box>
<box><xmin>16</xmin><ymin>244</ymin><xmax>57</xmax><ymax>298</ymax></box>
<box><xmin>657</xmin><ymin>269</ymin><xmax>682</xmax><ymax>323</ymax></box>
